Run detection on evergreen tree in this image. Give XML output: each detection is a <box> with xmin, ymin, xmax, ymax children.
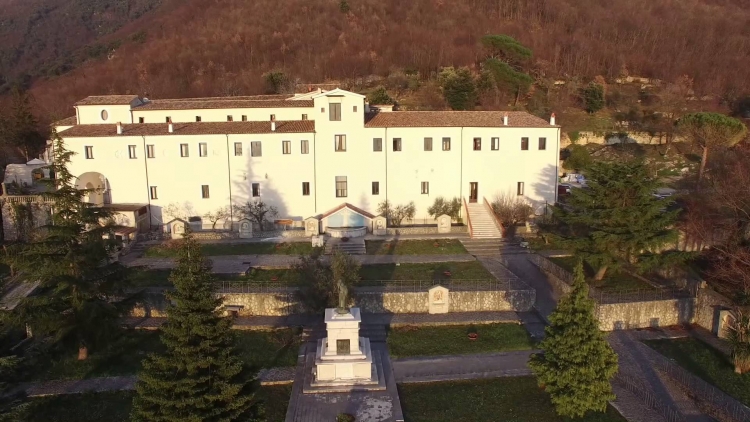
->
<box><xmin>439</xmin><ymin>67</ymin><xmax>477</xmax><ymax>110</ymax></box>
<box><xmin>582</xmin><ymin>83</ymin><xmax>605</xmax><ymax>113</ymax></box>
<box><xmin>479</xmin><ymin>35</ymin><xmax>533</xmax><ymax>105</ymax></box>
<box><xmin>550</xmin><ymin>161</ymin><xmax>679</xmax><ymax>280</ymax></box>
<box><xmin>0</xmin><ymin>86</ymin><xmax>46</xmax><ymax>161</ymax></box>
<box><xmin>1</xmin><ymin>132</ymin><xmax>126</xmax><ymax>359</ymax></box>
<box><xmin>529</xmin><ymin>262</ymin><xmax>618</xmax><ymax>418</ymax></box>
<box><xmin>368</xmin><ymin>86</ymin><xmax>395</xmax><ymax>105</ymax></box>
<box><xmin>131</xmin><ymin>232</ymin><xmax>254</xmax><ymax>422</ymax></box>
<box><xmin>677</xmin><ymin>112</ymin><xmax>747</xmax><ymax>183</ymax></box>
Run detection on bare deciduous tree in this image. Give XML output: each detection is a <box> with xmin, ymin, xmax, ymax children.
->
<box><xmin>491</xmin><ymin>191</ymin><xmax>533</xmax><ymax>226</ymax></box>
<box><xmin>233</xmin><ymin>200</ymin><xmax>277</xmax><ymax>231</ymax></box>
<box><xmin>203</xmin><ymin>206</ymin><xmax>232</xmax><ymax>229</ymax></box>
<box><xmin>377</xmin><ymin>200</ymin><xmax>415</xmax><ymax>227</ymax></box>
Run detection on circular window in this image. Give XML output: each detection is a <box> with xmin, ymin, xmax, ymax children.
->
<box><xmin>100</xmin><ymin>110</ymin><xmax>109</xmax><ymax>121</ymax></box>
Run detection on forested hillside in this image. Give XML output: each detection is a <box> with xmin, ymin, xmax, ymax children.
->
<box><xmin>0</xmin><ymin>0</ymin><xmax>164</xmax><ymax>91</ymax></box>
<box><xmin>2</xmin><ymin>0</ymin><xmax>750</xmax><ymax>121</ymax></box>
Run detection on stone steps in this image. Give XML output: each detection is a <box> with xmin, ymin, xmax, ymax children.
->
<box><xmin>461</xmin><ymin>238</ymin><xmax>506</xmax><ymax>256</ymax></box>
<box><xmin>466</xmin><ymin>203</ymin><xmax>503</xmax><ymax>239</ymax></box>
<box><xmin>324</xmin><ymin>238</ymin><xmax>366</xmax><ymax>255</ymax></box>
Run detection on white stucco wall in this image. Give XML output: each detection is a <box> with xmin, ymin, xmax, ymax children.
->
<box><xmin>77</xmin><ymin>104</ymin><xmax>134</xmax><ymax>125</ymax></box>
<box><xmin>132</xmin><ymin>107</ymin><xmax>313</xmax><ymax>124</ymax></box>
<box><xmin>59</xmin><ymin>90</ymin><xmax>559</xmax><ymax>228</ymax></box>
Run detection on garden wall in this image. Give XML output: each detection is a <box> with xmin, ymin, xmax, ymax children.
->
<box><xmin>595</xmin><ymin>298</ymin><xmax>694</xmax><ymax>331</ymax></box>
<box><xmin>693</xmin><ymin>287</ymin><xmax>733</xmax><ymax>335</ymax></box>
<box><xmin>129</xmin><ymin>287</ymin><xmax>534</xmax><ymax>317</ymax></box>
<box><xmin>384</xmin><ymin>225</ymin><xmax>467</xmax><ymax>236</ymax></box>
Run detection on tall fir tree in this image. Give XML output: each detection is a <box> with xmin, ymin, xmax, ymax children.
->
<box><xmin>0</xmin><ymin>86</ymin><xmax>46</xmax><ymax>161</ymax></box>
<box><xmin>131</xmin><ymin>232</ymin><xmax>254</xmax><ymax>422</ymax></box>
<box><xmin>549</xmin><ymin>161</ymin><xmax>679</xmax><ymax>280</ymax></box>
<box><xmin>529</xmin><ymin>262</ymin><xmax>618</xmax><ymax>418</ymax></box>
<box><xmin>1</xmin><ymin>131</ymin><xmax>126</xmax><ymax>359</ymax></box>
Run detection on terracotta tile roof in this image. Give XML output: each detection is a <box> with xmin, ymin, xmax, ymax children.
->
<box><xmin>364</xmin><ymin>111</ymin><xmax>554</xmax><ymax>128</ymax></box>
<box><xmin>59</xmin><ymin>121</ymin><xmax>315</xmax><ymax>137</ymax></box>
<box><xmin>52</xmin><ymin>116</ymin><xmax>77</xmax><ymax>126</ymax></box>
<box><xmin>165</xmin><ymin>94</ymin><xmax>293</xmax><ymax>101</ymax></box>
<box><xmin>136</xmin><ymin>99</ymin><xmax>313</xmax><ymax>110</ymax></box>
<box><xmin>318</xmin><ymin>203</ymin><xmax>376</xmax><ymax>220</ymax></box>
<box><xmin>75</xmin><ymin>95</ymin><xmax>140</xmax><ymax>106</ymax></box>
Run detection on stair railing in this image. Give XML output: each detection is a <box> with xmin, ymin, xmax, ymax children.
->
<box><xmin>463</xmin><ymin>197</ymin><xmax>474</xmax><ymax>238</ymax></box>
<box><xmin>483</xmin><ymin>196</ymin><xmax>504</xmax><ymax>237</ymax></box>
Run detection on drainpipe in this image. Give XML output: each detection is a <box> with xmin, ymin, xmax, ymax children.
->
<box><xmin>142</xmin><ymin>135</ymin><xmax>152</xmax><ymax>230</ymax></box>
<box><xmin>459</xmin><ymin>126</ymin><xmax>464</xmax><ymax>218</ymax></box>
<box><xmin>384</xmin><ymin>127</ymin><xmax>388</xmax><ymax>219</ymax></box>
<box><xmin>313</xmin><ymin>132</ymin><xmax>317</xmax><ymax>214</ymax></box>
<box><xmin>226</xmin><ymin>134</ymin><xmax>233</xmax><ymax>223</ymax></box>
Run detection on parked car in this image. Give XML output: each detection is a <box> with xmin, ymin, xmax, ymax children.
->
<box><xmin>558</xmin><ymin>184</ymin><xmax>572</xmax><ymax>195</ymax></box>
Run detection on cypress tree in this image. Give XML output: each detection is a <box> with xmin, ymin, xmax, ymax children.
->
<box><xmin>529</xmin><ymin>262</ymin><xmax>618</xmax><ymax>418</ymax></box>
<box><xmin>131</xmin><ymin>232</ymin><xmax>254</xmax><ymax>422</ymax></box>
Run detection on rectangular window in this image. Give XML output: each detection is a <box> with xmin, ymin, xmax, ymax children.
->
<box><xmin>252</xmin><ymin>183</ymin><xmax>260</xmax><ymax>197</ymax></box>
<box><xmin>201</xmin><ymin>185</ymin><xmax>210</xmax><ymax>199</ymax></box>
<box><xmin>128</xmin><ymin>145</ymin><xmax>137</xmax><ymax>159</ymax></box>
<box><xmin>539</xmin><ymin>137</ymin><xmax>547</xmax><ymax>150</ymax></box>
<box><xmin>491</xmin><ymin>137</ymin><xmax>499</xmax><ymax>150</ymax></box>
<box><xmin>302</xmin><ymin>114</ymin><xmax>308</xmax><ymax>120</ymax></box>
<box><xmin>85</xmin><ymin>146</ymin><xmax>94</xmax><ymax>159</ymax></box>
<box><xmin>251</xmin><ymin>141</ymin><xmax>262</xmax><ymax>157</ymax></box>
<box><xmin>234</xmin><ymin>142</ymin><xmax>242</xmax><ymax>156</ymax></box>
<box><xmin>165</xmin><ymin>117</ymin><xmax>171</xmax><ymax>123</ymax></box>
<box><xmin>353</xmin><ymin>105</ymin><xmax>358</xmax><ymax>112</ymax></box>
<box><xmin>138</xmin><ymin>117</ymin><xmax>145</xmax><ymax>124</ymax></box>
<box><xmin>521</xmin><ymin>137</ymin><xmax>529</xmax><ymax>151</ymax></box>
<box><xmin>180</xmin><ymin>144</ymin><xmax>189</xmax><ymax>157</ymax></box>
<box><xmin>372</xmin><ymin>181</ymin><xmax>379</xmax><ymax>195</ymax></box>
<box><xmin>321</xmin><ymin>107</ymin><xmax>325</xmax><ymax>113</ymax></box>
<box><xmin>424</xmin><ymin>137</ymin><xmax>433</xmax><ymax>151</ymax></box>
<box><xmin>302</xmin><ymin>182</ymin><xmax>310</xmax><ymax>196</ymax></box>
<box><xmin>393</xmin><ymin>138</ymin><xmax>402</xmax><ymax>151</ymax></box>
<box><xmin>373</xmin><ymin>138</ymin><xmax>383</xmax><ymax>152</ymax></box>
<box><xmin>335</xmin><ymin>135</ymin><xmax>346</xmax><ymax>152</ymax></box>
<box><xmin>241</xmin><ymin>115</ymin><xmax>247</xmax><ymax>122</ymax></box>
<box><xmin>199</xmin><ymin>143</ymin><xmax>208</xmax><ymax>157</ymax></box>
<box><xmin>421</xmin><ymin>182</ymin><xmax>429</xmax><ymax>194</ymax></box>
<box><xmin>282</xmin><ymin>140</ymin><xmax>291</xmax><ymax>154</ymax></box>
<box><xmin>227</xmin><ymin>115</ymin><xmax>233</xmax><ymax>122</ymax></box>
<box><xmin>473</xmin><ymin>138</ymin><xmax>481</xmax><ymax>151</ymax></box>
<box><xmin>147</xmin><ymin>144</ymin><xmax>155</xmax><ymax>158</ymax></box>
<box><xmin>329</xmin><ymin>103</ymin><xmax>342</xmax><ymax>121</ymax></box>
<box><xmin>270</xmin><ymin>114</ymin><xmax>275</xmax><ymax>121</ymax></box>
<box><xmin>149</xmin><ymin>186</ymin><xmax>158</xmax><ymax>200</ymax></box>
<box><xmin>442</xmin><ymin>137</ymin><xmax>451</xmax><ymax>151</ymax></box>
<box><xmin>301</xmin><ymin>140</ymin><xmax>309</xmax><ymax>154</ymax></box>
<box><xmin>335</xmin><ymin>176</ymin><xmax>348</xmax><ymax>198</ymax></box>
<box><xmin>196</xmin><ymin>116</ymin><xmax>202</xmax><ymax>122</ymax></box>
<box><xmin>517</xmin><ymin>182</ymin><xmax>525</xmax><ymax>196</ymax></box>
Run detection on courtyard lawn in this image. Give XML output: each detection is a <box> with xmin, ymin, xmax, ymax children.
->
<box><xmin>548</xmin><ymin>256</ymin><xmax>653</xmax><ymax>292</ymax></box>
<box><xmin>359</xmin><ymin>261</ymin><xmax>493</xmax><ymax>282</ymax></box>
<box><xmin>144</xmin><ymin>241</ymin><xmax>316</xmax><ymax>257</ymax></box>
<box><xmin>30</xmin><ymin>328</ymin><xmax>302</xmax><ymax>381</ymax></box>
<box><xmin>365</xmin><ymin>239</ymin><xmax>468</xmax><ymax>255</ymax></box>
<box><xmin>21</xmin><ymin>386</ymin><xmax>291</xmax><ymax>422</ymax></box>
<box><xmin>387</xmin><ymin>323</ymin><xmax>534</xmax><ymax>358</ymax></box>
<box><xmin>398</xmin><ymin>377</ymin><xmax>627</xmax><ymax>422</ymax></box>
<box><xmin>130</xmin><ymin>268</ymin><xmax>300</xmax><ymax>287</ymax></box>
<box><xmin>127</xmin><ymin>268</ymin><xmax>173</xmax><ymax>287</ymax></box>
<box><xmin>644</xmin><ymin>337</ymin><xmax>750</xmax><ymax>407</ymax></box>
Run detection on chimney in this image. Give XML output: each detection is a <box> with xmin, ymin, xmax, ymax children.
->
<box><xmin>550</xmin><ymin>113</ymin><xmax>556</xmax><ymax>126</ymax></box>
<box><xmin>168</xmin><ymin>118</ymin><xmax>173</xmax><ymax>133</ymax></box>
<box><xmin>271</xmin><ymin>115</ymin><xmax>276</xmax><ymax>132</ymax></box>
<box><xmin>116</xmin><ymin>122</ymin><xmax>122</xmax><ymax>135</ymax></box>
<box><xmin>365</xmin><ymin>101</ymin><xmax>370</xmax><ymax>113</ymax></box>
<box><xmin>503</xmin><ymin>114</ymin><xmax>508</xmax><ymax>126</ymax></box>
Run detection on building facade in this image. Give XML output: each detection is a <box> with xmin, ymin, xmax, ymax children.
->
<box><xmin>54</xmin><ymin>89</ymin><xmax>560</xmax><ymax>229</ymax></box>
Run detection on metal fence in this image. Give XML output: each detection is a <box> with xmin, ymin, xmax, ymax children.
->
<box><xmin>613</xmin><ymin>373</ymin><xmax>685</xmax><ymax>422</ymax></box>
<box><xmin>645</xmin><ymin>343</ymin><xmax>750</xmax><ymax>422</ymax></box>
<box><xmin>530</xmin><ymin>254</ymin><xmax>694</xmax><ymax>304</ymax></box>
<box><xmin>216</xmin><ymin>281</ymin><xmax>297</xmax><ymax>293</ymax></box>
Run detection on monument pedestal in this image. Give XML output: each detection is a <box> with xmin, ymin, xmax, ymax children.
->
<box><xmin>304</xmin><ymin>307</ymin><xmax>385</xmax><ymax>393</ymax></box>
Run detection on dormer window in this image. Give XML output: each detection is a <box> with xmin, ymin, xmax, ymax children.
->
<box><xmin>100</xmin><ymin>110</ymin><xmax>108</xmax><ymax>121</ymax></box>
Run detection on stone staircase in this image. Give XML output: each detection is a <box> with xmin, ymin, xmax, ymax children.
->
<box><xmin>465</xmin><ymin>201</ymin><xmax>503</xmax><ymax>238</ymax></box>
<box><xmin>324</xmin><ymin>237</ymin><xmax>366</xmax><ymax>255</ymax></box>
<box><xmin>460</xmin><ymin>238</ymin><xmax>506</xmax><ymax>256</ymax></box>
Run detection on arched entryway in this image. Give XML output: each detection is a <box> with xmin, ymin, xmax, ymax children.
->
<box><xmin>75</xmin><ymin>172</ymin><xmax>111</xmax><ymax>205</ymax></box>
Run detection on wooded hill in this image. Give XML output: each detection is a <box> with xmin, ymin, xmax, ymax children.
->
<box><xmin>2</xmin><ymin>0</ymin><xmax>750</xmax><ymax>121</ymax></box>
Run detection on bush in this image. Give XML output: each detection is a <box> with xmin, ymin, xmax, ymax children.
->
<box><xmin>582</xmin><ymin>82</ymin><xmax>605</xmax><ymax>113</ymax></box>
<box><xmin>563</xmin><ymin>144</ymin><xmax>592</xmax><ymax>171</ymax></box>
<box><xmin>336</xmin><ymin>414</ymin><xmax>355</xmax><ymax>422</ymax></box>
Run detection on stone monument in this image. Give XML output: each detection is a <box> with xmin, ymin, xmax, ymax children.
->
<box><xmin>428</xmin><ymin>285</ymin><xmax>450</xmax><ymax>314</ymax></box>
<box><xmin>437</xmin><ymin>214</ymin><xmax>452</xmax><ymax>234</ymax></box>
<box><xmin>169</xmin><ymin>218</ymin><xmax>188</xmax><ymax>239</ymax></box>
<box><xmin>304</xmin><ymin>281</ymin><xmax>384</xmax><ymax>392</ymax></box>
<box><xmin>238</xmin><ymin>218</ymin><xmax>253</xmax><ymax>239</ymax></box>
<box><xmin>373</xmin><ymin>215</ymin><xmax>387</xmax><ymax>236</ymax></box>
<box><xmin>304</xmin><ymin>217</ymin><xmax>320</xmax><ymax>236</ymax></box>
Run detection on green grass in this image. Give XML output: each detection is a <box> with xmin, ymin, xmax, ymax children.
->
<box><xmin>366</xmin><ymin>239</ymin><xmax>468</xmax><ymax>255</ymax></box>
<box><xmin>398</xmin><ymin>377</ymin><xmax>627</xmax><ymax>422</ymax></box>
<box><xmin>387</xmin><ymin>323</ymin><xmax>534</xmax><ymax>358</ymax></box>
<box><xmin>20</xmin><ymin>386</ymin><xmax>290</xmax><ymax>422</ymax></box>
<box><xmin>359</xmin><ymin>261</ymin><xmax>493</xmax><ymax>282</ymax></box>
<box><xmin>128</xmin><ymin>268</ymin><xmax>300</xmax><ymax>287</ymax></box>
<box><xmin>644</xmin><ymin>337</ymin><xmax>750</xmax><ymax>407</ymax></box>
<box><xmin>128</xmin><ymin>268</ymin><xmax>173</xmax><ymax>287</ymax></box>
<box><xmin>144</xmin><ymin>242</ymin><xmax>316</xmax><ymax>257</ymax></box>
<box><xmin>30</xmin><ymin>328</ymin><xmax>302</xmax><ymax>381</ymax></box>
<box><xmin>548</xmin><ymin>256</ymin><xmax>653</xmax><ymax>292</ymax></box>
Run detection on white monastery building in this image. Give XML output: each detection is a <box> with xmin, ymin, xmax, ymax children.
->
<box><xmin>52</xmin><ymin>88</ymin><xmax>560</xmax><ymax>235</ymax></box>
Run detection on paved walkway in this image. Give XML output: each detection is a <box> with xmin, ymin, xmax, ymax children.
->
<box><xmin>392</xmin><ymin>350</ymin><xmax>535</xmax><ymax>383</ymax></box>
<box><xmin>125</xmin><ymin>254</ymin><xmax>475</xmax><ymax>273</ymax></box>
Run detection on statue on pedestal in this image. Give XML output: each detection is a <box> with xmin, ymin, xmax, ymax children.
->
<box><xmin>336</xmin><ymin>279</ymin><xmax>349</xmax><ymax>314</ymax></box>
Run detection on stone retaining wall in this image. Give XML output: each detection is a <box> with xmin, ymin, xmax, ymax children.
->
<box><xmin>129</xmin><ymin>287</ymin><xmax>534</xmax><ymax>316</ymax></box>
<box><xmin>694</xmin><ymin>287</ymin><xmax>733</xmax><ymax>334</ymax></box>
<box><xmin>192</xmin><ymin>231</ymin><xmax>239</xmax><ymax>240</ymax></box>
<box><xmin>384</xmin><ymin>225</ymin><xmax>467</xmax><ymax>236</ymax></box>
<box><xmin>596</xmin><ymin>298</ymin><xmax>694</xmax><ymax>331</ymax></box>
<box><xmin>253</xmin><ymin>229</ymin><xmax>308</xmax><ymax>239</ymax></box>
